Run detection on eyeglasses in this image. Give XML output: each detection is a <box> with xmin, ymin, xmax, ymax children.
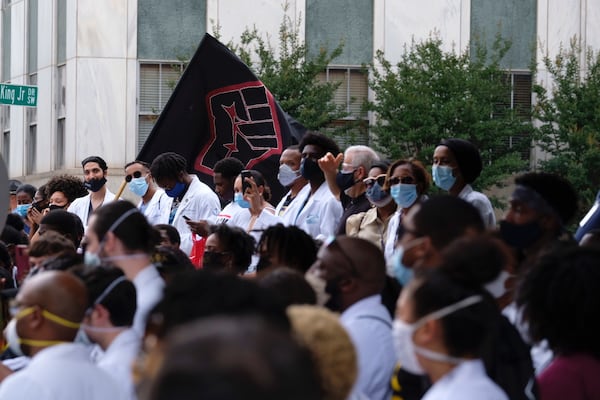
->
<box><xmin>388</xmin><ymin>176</ymin><xmax>415</xmax><ymax>186</ymax></box>
<box><xmin>125</xmin><ymin>171</ymin><xmax>145</xmax><ymax>182</ymax></box>
<box><xmin>363</xmin><ymin>174</ymin><xmax>387</xmax><ymax>187</ymax></box>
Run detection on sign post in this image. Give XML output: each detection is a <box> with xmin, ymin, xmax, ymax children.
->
<box><xmin>0</xmin><ymin>84</ymin><xmax>37</xmax><ymax>107</ymax></box>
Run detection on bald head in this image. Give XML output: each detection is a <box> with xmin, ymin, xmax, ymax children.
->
<box><xmin>314</xmin><ymin>236</ymin><xmax>386</xmax><ymax>297</ymax></box>
<box><xmin>19</xmin><ymin>271</ymin><xmax>88</xmax><ymax>327</ymax></box>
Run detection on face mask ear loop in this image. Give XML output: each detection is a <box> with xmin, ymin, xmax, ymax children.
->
<box><xmin>105</xmin><ymin>208</ymin><xmax>139</xmax><ymax>236</ymax></box>
<box><xmin>413</xmin><ymin>295</ymin><xmax>483</xmax><ymax>330</ymax></box>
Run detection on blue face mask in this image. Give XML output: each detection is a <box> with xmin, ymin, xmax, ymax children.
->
<box><xmin>432</xmin><ymin>165</ymin><xmax>456</xmax><ymax>191</ymax></box>
<box><xmin>165</xmin><ymin>181</ymin><xmax>186</xmax><ymax>198</ymax></box>
<box><xmin>390</xmin><ymin>184</ymin><xmax>418</xmax><ymax>208</ymax></box>
<box><xmin>392</xmin><ymin>237</ymin><xmax>426</xmax><ymax>286</ymax></box>
<box><xmin>234</xmin><ymin>192</ymin><xmax>250</xmax><ymax>209</ymax></box>
<box><xmin>14</xmin><ymin>204</ymin><xmax>31</xmax><ymax>218</ymax></box>
<box><xmin>366</xmin><ymin>182</ymin><xmax>392</xmax><ymax>207</ymax></box>
<box><xmin>392</xmin><ymin>247</ymin><xmax>414</xmax><ymax>286</ymax></box>
<box><xmin>128</xmin><ymin>177</ymin><xmax>149</xmax><ymax>197</ymax></box>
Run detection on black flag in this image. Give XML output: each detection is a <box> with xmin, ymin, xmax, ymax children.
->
<box><xmin>137</xmin><ymin>33</ymin><xmax>303</xmax><ymax>203</ymax></box>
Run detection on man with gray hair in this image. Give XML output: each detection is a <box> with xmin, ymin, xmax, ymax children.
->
<box><xmin>319</xmin><ymin>145</ymin><xmax>380</xmax><ymax>234</ymax></box>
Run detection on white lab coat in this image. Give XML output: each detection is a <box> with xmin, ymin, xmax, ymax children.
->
<box><xmin>275</xmin><ymin>183</ymin><xmax>309</xmax><ymax>218</ymax></box>
<box><xmin>283</xmin><ymin>182</ymin><xmax>342</xmax><ymax>241</ymax></box>
<box><xmin>0</xmin><ymin>343</ymin><xmax>127</xmax><ymax>400</ymax></box>
<box><xmin>422</xmin><ymin>359</ymin><xmax>508</xmax><ymax>400</ymax></box>
<box><xmin>132</xmin><ymin>265</ymin><xmax>165</xmax><ymax>336</ymax></box>
<box><xmin>172</xmin><ymin>176</ymin><xmax>221</xmax><ymax>255</ymax></box>
<box><xmin>138</xmin><ymin>188</ymin><xmax>172</xmax><ymax>225</ymax></box>
<box><xmin>96</xmin><ymin>328</ymin><xmax>140</xmax><ymax>400</ymax></box>
<box><xmin>68</xmin><ymin>189</ymin><xmax>117</xmax><ymax>230</ymax></box>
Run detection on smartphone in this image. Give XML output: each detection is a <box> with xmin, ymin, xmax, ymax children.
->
<box><xmin>31</xmin><ymin>202</ymin><xmax>45</xmax><ymax>212</ymax></box>
<box><xmin>182</xmin><ymin>215</ymin><xmax>191</xmax><ymax>221</ymax></box>
<box><xmin>241</xmin><ymin>170</ymin><xmax>252</xmax><ymax>194</ymax></box>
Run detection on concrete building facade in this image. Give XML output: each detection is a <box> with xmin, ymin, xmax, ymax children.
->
<box><xmin>0</xmin><ymin>0</ymin><xmax>597</xmax><ymax>188</ymax></box>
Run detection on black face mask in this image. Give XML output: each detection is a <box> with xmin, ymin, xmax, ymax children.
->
<box><xmin>300</xmin><ymin>158</ymin><xmax>323</xmax><ymax>181</ymax></box>
<box><xmin>84</xmin><ymin>177</ymin><xmax>107</xmax><ymax>192</ymax></box>
<box><xmin>324</xmin><ymin>278</ymin><xmax>343</xmax><ymax>312</ymax></box>
<box><xmin>500</xmin><ymin>220</ymin><xmax>543</xmax><ymax>250</ymax></box>
<box><xmin>202</xmin><ymin>251</ymin><xmax>226</xmax><ymax>272</ymax></box>
<box><xmin>335</xmin><ymin>170</ymin><xmax>357</xmax><ymax>191</ymax></box>
<box><xmin>48</xmin><ymin>204</ymin><xmax>66</xmax><ymax>211</ymax></box>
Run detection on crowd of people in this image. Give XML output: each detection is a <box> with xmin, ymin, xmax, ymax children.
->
<box><xmin>0</xmin><ymin>132</ymin><xmax>597</xmax><ymax>400</ymax></box>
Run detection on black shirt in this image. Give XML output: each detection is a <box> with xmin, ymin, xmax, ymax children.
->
<box><xmin>336</xmin><ymin>192</ymin><xmax>371</xmax><ymax>235</ymax></box>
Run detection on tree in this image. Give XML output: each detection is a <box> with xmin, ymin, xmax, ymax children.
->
<box><xmin>367</xmin><ymin>36</ymin><xmax>533</xmax><ymax>192</ymax></box>
<box><xmin>219</xmin><ymin>3</ymin><xmax>347</xmax><ymax>131</ymax></box>
<box><xmin>533</xmin><ymin>38</ymin><xmax>600</xmax><ymax>215</ymax></box>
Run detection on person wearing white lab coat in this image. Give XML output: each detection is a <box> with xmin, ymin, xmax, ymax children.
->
<box><xmin>68</xmin><ymin>156</ymin><xmax>118</xmax><ymax>230</ymax></box>
<box><xmin>392</xmin><ymin>269</ymin><xmax>508</xmax><ymax>400</ymax></box>
<box><xmin>275</xmin><ymin>146</ymin><xmax>308</xmax><ymax>219</ymax></box>
<box><xmin>283</xmin><ymin>132</ymin><xmax>343</xmax><ymax>241</ymax></box>
<box><xmin>228</xmin><ymin>171</ymin><xmax>280</xmax><ymax>271</ymax></box>
<box><xmin>0</xmin><ymin>271</ymin><xmax>127</xmax><ymax>400</ymax></box>
<box><xmin>150</xmin><ymin>152</ymin><xmax>221</xmax><ymax>255</ymax></box>
<box><xmin>124</xmin><ymin>160</ymin><xmax>172</xmax><ymax>225</ymax></box>
<box><xmin>81</xmin><ymin>270</ymin><xmax>140</xmax><ymax>400</ymax></box>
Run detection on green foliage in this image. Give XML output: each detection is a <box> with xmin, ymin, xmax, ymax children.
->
<box><xmin>533</xmin><ymin>38</ymin><xmax>600</xmax><ymax>214</ymax></box>
<box><xmin>225</xmin><ymin>4</ymin><xmax>347</xmax><ymax>131</ymax></box>
<box><xmin>367</xmin><ymin>35</ymin><xmax>533</xmax><ymax>191</ymax></box>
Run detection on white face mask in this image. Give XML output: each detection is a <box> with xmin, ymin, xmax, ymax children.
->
<box><xmin>304</xmin><ymin>270</ymin><xmax>331</xmax><ymax>307</ymax></box>
<box><xmin>4</xmin><ymin>319</ymin><xmax>24</xmax><ymax>356</ymax></box>
<box><xmin>278</xmin><ymin>164</ymin><xmax>300</xmax><ymax>187</ymax></box>
<box><xmin>484</xmin><ymin>270</ymin><xmax>512</xmax><ymax>299</ymax></box>
<box><xmin>392</xmin><ymin>295</ymin><xmax>483</xmax><ymax>375</ymax></box>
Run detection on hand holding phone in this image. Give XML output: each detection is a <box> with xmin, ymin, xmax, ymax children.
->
<box><xmin>241</xmin><ymin>170</ymin><xmax>253</xmax><ymax>194</ymax></box>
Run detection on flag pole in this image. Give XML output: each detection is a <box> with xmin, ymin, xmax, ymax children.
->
<box><xmin>114</xmin><ymin>179</ymin><xmax>127</xmax><ymax>201</ymax></box>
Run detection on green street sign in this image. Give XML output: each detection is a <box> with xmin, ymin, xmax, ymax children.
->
<box><xmin>0</xmin><ymin>84</ymin><xmax>37</xmax><ymax>107</ymax></box>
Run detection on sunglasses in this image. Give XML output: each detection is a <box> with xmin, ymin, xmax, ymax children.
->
<box><xmin>388</xmin><ymin>176</ymin><xmax>415</xmax><ymax>186</ymax></box>
<box><xmin>125</xmin><ymin>171</ymin><xmax>145</xmax><ymax>183</ymax></box>
<box><xmin>363</xmin><ymin>174</ymin><xmax>387</xmax><ymax>187</ymax></box>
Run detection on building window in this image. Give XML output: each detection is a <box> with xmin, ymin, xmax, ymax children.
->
<box><xmin>27</xmin><ymin>0</ymin><xmax>37</xmax><ymax>74</ymax></box>
<box><xmin>497</xmin><ymin>71</ymin><xmax>532</xmax><ymax>160</ymax></box>
<box><xmin>56</xmin><ymin>118</ymin><xmax>64</xmax><ymax>168</ymax></box>
<box><xmin>55</xmin><ymin>65</ymin><xmax>65</xmax><ymax>168</ymax></box>
<box><xmin>56</xmin><ymin>0</ymin><xmax>66</xmax><ymax>63</ymax></box>
<box><xmin>318</xmin><ymin>66</ymin><xmax>369</xmax><ymax>147</ymax></box>
<box><xmin>138</xmin><ymin>62</ymin><xmax>184</xmax><ymax>152</ymax></box>
<box><xmin>2</xmin><ymin>1</ymin><xmax>11</xmax><ymax>82</ymax></box>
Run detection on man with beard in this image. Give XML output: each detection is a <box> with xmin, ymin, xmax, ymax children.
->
<box><xmin>306</xmin><ymin>236</ymin><xmax>395</xmax><ymax>400</ymax></box>
<box><xmin>68</xmin><ymin>156</ymin><xmax>117</xmax><ymax>230</ymax></box>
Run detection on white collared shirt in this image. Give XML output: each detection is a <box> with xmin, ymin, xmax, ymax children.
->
<box><xmin>422</xmin><ymin>359</ymin><xmax>508</xmax><ymax>400</ymax></box>
<box><xmin>0</xmin><ymin>343</ymin><xmax>127</xmax><ymax>400</ymax></box>
<box><xmin>340</xmin><ymin>294</ymin><xmax>396</xmax><ymax>400</ymax></box>
<box><xmin>458</xmin><ymin>184</ymin><xmax>496</xmax><ymax>228</ymax></box>
<box><xmin>96</xmin><ymin>328</ymin><xmax>141</xmax><ymax>400</ymax></box>
<box><xmin>132</xmin><ymin>265</ymin><xmax>164</xmax><ymax>336</ymax></box>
